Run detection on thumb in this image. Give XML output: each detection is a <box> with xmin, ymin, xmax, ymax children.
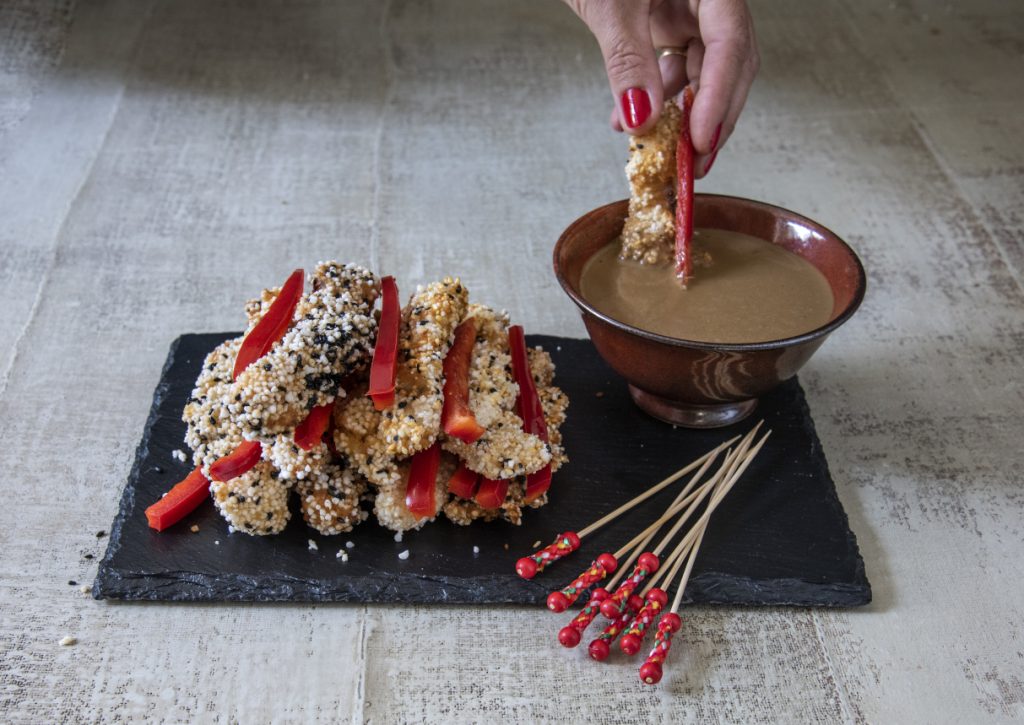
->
<box><xmin>573</xmin><ymin>0</ymin><xmax>663</xmax><ymax>134</ymax></box>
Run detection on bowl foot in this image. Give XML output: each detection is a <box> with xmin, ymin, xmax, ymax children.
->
<box><xmin>628</xmin><ymin>386</ymin><xmax>758</xmax><ymax>429</ymax></box>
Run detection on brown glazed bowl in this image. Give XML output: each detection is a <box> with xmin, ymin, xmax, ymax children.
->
<box><xmin>553</xmin><ymin>195</ymin><xmax>866</xmax><ymax>428</ymax></box>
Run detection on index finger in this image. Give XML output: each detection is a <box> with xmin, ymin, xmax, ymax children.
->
<box><xmin>690</xmin><ymin>0</ymin><xmax>758</xmax><ymax>154</ymax></box>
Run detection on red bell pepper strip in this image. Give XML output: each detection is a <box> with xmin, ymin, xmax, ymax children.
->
<box><xmin>674</xmin><ymin>86</ymin><xmax>695</xmax><ymax>283</ymax></box>
<box><xmin>441</xmin><ymin>318</ymin><xmax>486</xmax><ymax>443</ymax></box>
<box><xmin>294</xmin><ymin>403</ymin><xmax>333</xmax><ymax>451</ymax></box>
<box><xmin>405</xmin><ymin>442</ymin><xmax>441</xmax><ymax>519</ymax></box>
<box><xmin>233</xmin><ymin>268</ymin><xmax>305</xmax><ymax>380</ymax></box>
<box><xmin>508</xmin><ymin>325</ymin><xmax>552</xmax><ymax>504</ymax></box>
<box><xmin>145</xmin><ymin>466</ymin><xmax>211</xmax><ymax>532</ymax></box>
<box><xmin>474</xmin><ymin>477</ymin><xmax>510</xmax><ymax>510</ymax></box>
<box><xmin>209</xmin><ymin>440</ymin><xmax>263</xmax><ymax>482</ymax></box>
<box><xmin>368</xmin><ymin>275</ymin><xmax>400</xmax><ymax>410</ymax></box>
<box><xmin>447</xmin><ymin>463</ymin><xmax>480</xmax><ymax>499</ymax></box>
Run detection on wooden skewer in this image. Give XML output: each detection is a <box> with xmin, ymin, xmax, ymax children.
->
<box><xmin>546</xmin><ymin>444</ymin><xmax>727</xmax><ymax>612</ymax></box>
<box><xmin>599</xmin><ymin>430</ymin><xmax>759</xmax><ymax>620</ymax></box>
<box><xmin>619</xmin><ymin>442</ymin><xmax>748</xmax><ymax>654</ymax></box>
<box><xmin>577</xmin><ymin>435</ymin><xmax>739</xmax><ymax>539</ymax></box>
<box><xmin>639</xmin><ymin>430</ymin><xmax>771</xmax><ymax>685</ymax></box>
<box><xmin>517</xmin><ymin>435</ymin><xmax>739</xmax><ymax>580</ymax></box>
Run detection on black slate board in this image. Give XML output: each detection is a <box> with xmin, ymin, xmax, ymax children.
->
<box><xmin>94</xmin><ymin>333</ymin><xmax>870</xmax><ymax>607</ymax></box>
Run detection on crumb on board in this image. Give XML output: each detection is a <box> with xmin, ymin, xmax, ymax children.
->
<box><xmin>80</xmin><ymin>585</ymin><xmax>92</xmax><ymax>595</ymax></box>
<box><xmin>59</xmin><ymin>637</ymin><xmax>77</xmax><ymax>646</ymax></box>
<box><xmin>214</xmin><ymin>540</ymin><xmax>220</xmax><ymax>545</ymax></box>
<box><xmin>394</xmin><ymin>531</ymin><xmax>403</xmax><ymax>543</ymax></box>
<box><xmin>503</xmin><ymin>543</ymin><xmax>509</xmax><ymax>551</ymax></box>
<box><xmin>171</xmin><ymin>449</ymin><xmax>187</xmax><ymax>462</ymax></box>
<box><xmin>473</xmin><ymin>545</ymin><xmax>480</xmax><ymax>554</ymax></box>
<box><xmin>595</xmin><ymin>391</ymin><xmax>604</xmax><ymax>398</ymax></box>
<box><xmin>532</xmin><ymin>540</ymin><xmax>541</xmax><ymax>548</ymax></box>
<box><xmin>308</xmin><ymin>539</ymin><xmax>318</xmax><ymax>551</ymax></box>
<box><xmin>398</xmin><ymin>550</ymin><xmax>410</xmax><ymax>560</ymax></box>
<box><xmin>336</xmin><ymin>550</ymin><xmax>349</xmax><ymax>562</ymax></box>
<box><xmin>345</xmin><ymin>541</ymin><xmax>355</xmax><ymax>549</ymax></box>
<box><xmin>190</xmin><ymin>525</ymin><xmax>200</xmax><ymax>533</ymax></box>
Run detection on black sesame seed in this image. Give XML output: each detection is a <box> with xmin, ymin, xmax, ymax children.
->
<box><xmin>96</xmin><ymin>530</ymin><xmax>106</xmax><ymax>538</ymax></box>
<box><xmin>263</xmin><ymin>363</ymin><xmax>273</xmax><ymax>371</ymax></box>
<box><xmin>84</xmin><ymin>554</ymin><xmax>94</xmax><ymax>560</ymax></box>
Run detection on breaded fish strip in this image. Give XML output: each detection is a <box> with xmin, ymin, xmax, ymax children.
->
<box><xmin>373</xmin><ymin>453</ymin><xmax>456</xmax><ymax>532</ymax></box>
<box><xmin>267</xmin><ymin>434</ymin><xmax>367</xmax><ymax>535</ymax></box>
<box><xmin>441</xmin><ymin>305</ymin><xmax>550</xmax><ymax>480</ymax></box>
<box><xmin>620</xmin><ymin>102</ymin><xmax>682</xmax><ymax>265</ymax></box>
<box><xmin>210</xmin><ymin>460</ymin><xmax>292</xmax><ymax>535</ymax></box>
<box><xmin>231</xmin><ymin>262</ymin><xmax>379</xmax><ymax>438</ymax></box>
<box><xmin>378</xmin><ymin>278</ymin><xmax>469</xmax><ymax>456</ymax></box>
<box><xmin>332</xmin><ymin>279</ymin><xmax>469</xmax><ymax>486</ymax></box>
<box><xmin>183</xmin><ymin>337</ymin><xmax>247</xmax><ymax>472</ymax></box>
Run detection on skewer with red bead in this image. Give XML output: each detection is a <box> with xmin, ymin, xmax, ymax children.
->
<box><xmin>588</xmin><ymin>593</ymin><xmax>645</xmax><ymax>661</ymax></box>
<box><xmin>545</xmin><ymin>445</ymin><xmax>728</xmax><ymax>613</ymax></box>
<box><xmin>596</xmin><ymin>433</ymin><xmax>754</xmax><ymax>621</ymax></box>
<box><xmin>515</xmin><ymin>437</ymin><xmax>738</xmax><ymax>580</ymax></box>
<box><xmin>640</xmin><ymin>431</ymin><xmax>771</xmax><ymax>685</ymax></box>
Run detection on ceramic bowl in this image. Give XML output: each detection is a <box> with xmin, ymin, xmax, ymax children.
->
<box><xmin>553</xmin><ymin>195</ymin><xmax>866</xmax><ymax>428</ymax></box>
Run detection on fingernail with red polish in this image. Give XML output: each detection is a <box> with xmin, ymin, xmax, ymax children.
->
<box><xmin>710</xmin><ymin>123</ymin><xmax>723</xmax><ymax>153</ymax></box>
<box><xmin>703</xmin><ymin>150</ymin><xmax>719</xmax><ymax>175</ymax></box>
<box><xmin>620</xmin><ymin>88</ymin><xmax>652</xmax><ymax>129</ymax></box>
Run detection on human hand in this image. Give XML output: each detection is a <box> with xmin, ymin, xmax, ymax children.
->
<box><xmin>566</xmin><ymin>0</ymin><xmax>759</xmax><ymax>176</ymax></box>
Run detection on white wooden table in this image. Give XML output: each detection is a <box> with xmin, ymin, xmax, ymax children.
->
<box><xmin>2</xmin><ymin>0</ymin><xmax>1022</xmax><ymax>721</ymax></box>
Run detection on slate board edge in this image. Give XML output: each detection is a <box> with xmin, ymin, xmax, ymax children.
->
<box><xmin>94</xmin><ymin>334</ymin><xmax>186</xmax><ymax>601</ymax></box>
<box><xmin>790</xmin><ymin>380</ymin><xmax>872</xmax><ymax>604</ymax></box>
<box><xmin>93</xmin><ymin>569</ymin><xmax>869</xmax><ymax>607</ymax></box>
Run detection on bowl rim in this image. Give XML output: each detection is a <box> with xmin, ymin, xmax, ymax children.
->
<box><xmin>553</xmin><ymin>194</ymin><xmax>867</xmax><ymax>352</ymax></box>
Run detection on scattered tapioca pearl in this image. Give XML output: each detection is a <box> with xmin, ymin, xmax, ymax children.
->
<box><xmin>394</xmin><ymin>531</ymin><xmax>403</xmax><ymax>543</ymax></box>
<box><xmin>345</xmin><ymin>541</ymin><xmax>355</xmax><ymax>549</ymax></box>
<box><xmin>336</xmin><ymin>551</ymin><xmax>349</xmax><ymax>562</ymax></box>
<box><xmin>59</xmin><ymin>637</ymin><xmax>77</xmax><ymax>646</ymax></box>
<box><xmin>308</xmin><ymin>539</ymin><xmax>319</xmax><ymax>551</ymax></box>
<box><xmin>473</xmin><ymin>546</ymin><xmax>480</xmax><ymax>555</ymax></box>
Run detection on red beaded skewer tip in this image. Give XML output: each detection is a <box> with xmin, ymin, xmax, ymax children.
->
<box><xmin>600</xmin><ymin>552</ymin><xmax>659</xmax><ymax>619</ymax></box>
<box><xmin>546</xmin><ymin>553</ymin><xmax>618</xmax><ymax>613</ymax></box>
<box><xmin>557</xmin><ymin>587</ymin><xmax>609</xmax><ymax>648</ymax></box>
<box><xmin>516</xmin><ymin>531</ymin><xmax>581</xmax><ymax>579</ymax></box>
<box><xmin>639</xmin><ymin>612</ymin><xmax>682</xmax><ymax>685</ymax></box>
<box><xmin>587</xmin><ymin>594</ymin><xmax>643</xmax><ymax>662</ymax></box>
<box><xmin>620</xmin><ymin>587</ymin><xmax>669</xmax><ymax>656</ymax></box>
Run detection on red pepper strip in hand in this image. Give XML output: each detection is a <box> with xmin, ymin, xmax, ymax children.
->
<box><xmin>145</xmin><ymin>466</ymin><xmax>211</xmax><ymax>531</ymax></box>
<box><xmin>368</xmin><ymin>275</ymin><xmax>400</xmax><ymax>410</ymax></box>
<box><xmin>447</xmin><ymin>463</ymin><xmax>480</xmax><ymax>499</ymax></box>
<box><xmin>294</xmin><ymin>403</ymin><xmax>333</xmax><ymax>451</ymax></box>
<box><xmin>508</xmin><ymin>325</ymin><xmax>552</xmax><ymax>504</ymax></box>
<box><xmin>674</xmin><ymin>86</ymin><xmax>696</xmax><ymax>283</ymax></box>
<box><xmin>475</xmin><ymin>477</ymin><xmax>510</xmax><ymax>510</ymax></box>
<box><xmin>233</xmin><ymin>269</ymin><xmax>305</xmax><ymax>380</ymax></box>
<box><xmin>441</xmin><ymin>318</ymin><xmax>486</xmax><ymax>443</ymax></box>
<box><xmin>209</xmin><ymin>440</ymin><xmax>263</xmax><ymax>482</ymax></box>
<box><xmin>405</xmin><ymin>442</ymin><xmax>442</xmax><ymax>519</ymax></box>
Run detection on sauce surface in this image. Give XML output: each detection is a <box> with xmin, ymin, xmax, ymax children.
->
<box><xmin>580</xmin><ymin>229</ymin><xmax>834</xmax><ymax>344</ymax></box>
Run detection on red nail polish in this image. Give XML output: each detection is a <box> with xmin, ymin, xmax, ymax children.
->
<box><xmin>710</xmin><ymin>123</ymin><xmax>723</xmax><ymax>153</ymax></box>
<box><xmin>620</xmin><ymin>88</ymin><xmax>652</xmax><ymax>129</ymax></box>
<box><xmin>703</xmin><ymin>150</ymin><xmax>719</xmax><ymax>175</ymax></box>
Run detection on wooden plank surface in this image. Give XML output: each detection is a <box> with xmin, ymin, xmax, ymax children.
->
<box><xmin>1</xmin><ymin>0</ymin><xmax>1022</xmax><ymax>722</ymax></box>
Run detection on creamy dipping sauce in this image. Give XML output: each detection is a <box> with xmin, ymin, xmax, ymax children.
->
<box><xmin>580</xmin><ymin>229</ymin><xmax>834</xmax><ymax>344</ymax></box>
